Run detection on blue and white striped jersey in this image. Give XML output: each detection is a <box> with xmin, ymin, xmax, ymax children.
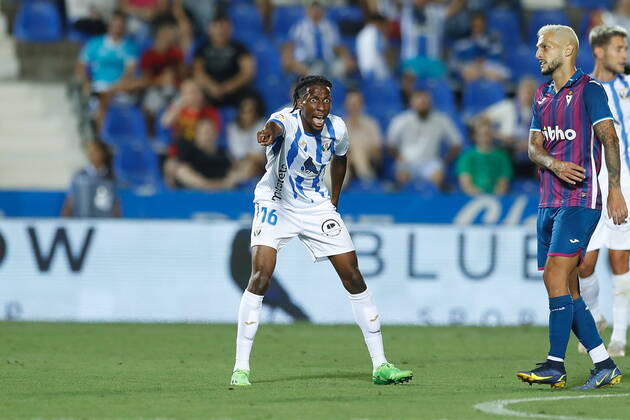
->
<box><xmin>254</xmin><ymin>107</ymin><xmax>349</xmax><ymax>209</ymax></box>
<box><xmin>598</xmin><ymin>74</ymin><xmax>630</xmax><ymax>193</ymax></box>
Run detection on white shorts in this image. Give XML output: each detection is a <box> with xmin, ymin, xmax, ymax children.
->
<box><xmin>250</xmin><ymin>200</ymin><xmax>355</xmax><ymax>262</ymax></box>
<box><xmin>587</xmin><ymin>212</ymin><xmax>630</xmax><ymax>251</ymax></box>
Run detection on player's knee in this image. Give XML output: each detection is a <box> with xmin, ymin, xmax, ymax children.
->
<box><xmin>342</xmin><ymin>268</ymin><xmax>366</xmax><ymax>294</ymax></box>
<box><xmin>578</xmin><ymin>264</ymin><xmax>595</xmax><ymax>278</ymax></box>
<box><xmin>248</xmin><ymin>270</ymin><xmax>272</xmax><ymax>295</ymax></box>
<box><xmin>609</xmin><ymin>253</ymin><xmax>629</xmax><ymax>275</ymax></box>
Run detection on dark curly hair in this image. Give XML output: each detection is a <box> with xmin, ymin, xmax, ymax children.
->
<box><xmin>291</xmin><ymin>75</ymin><xmax>332</xmax><ymax>112</ymax></box>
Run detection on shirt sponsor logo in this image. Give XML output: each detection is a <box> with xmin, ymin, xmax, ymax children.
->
<box><xmin>542</xmin><ymin>125</ymin><xmax>577</xmax><ymax>141</ymax></box>
<box><xmin>272</xmin><ymin>163</ymin><xmax>288</xmax><ymax>201</ymax></box>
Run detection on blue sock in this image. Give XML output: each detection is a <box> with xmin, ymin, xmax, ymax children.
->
<box><xmin>548</xmin><ymin>295</ymin><xmax>574</xmax><ymax>360</ymax></box>
<box><xmin>572</xmin><ymin>297</ymin><xmax>604</xmax><ymax>352</ymax></box>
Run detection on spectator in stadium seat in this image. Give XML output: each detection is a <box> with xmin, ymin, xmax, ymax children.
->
<box><xmin>66</xmin><ymin>0</ymin><xmax>117</xmax><ymax>38</ymax></box>
<box><xmin>164</xmin><ymin>119</ymin><xmax>245</xmax><ymax>190</ymax></box>
<box><xmin>119</xmin><ymin>0</ymin><xmax>170</xmax><ymax>43</ymax></box>
<box><xmin>140</xmin><ymin>17</ymin><xmax>189</xmax><ymax>138</ymax></box>
<box><xmin>602</xmin><ymin>0</ymin><xmax>630</xmax><ymax>61</ymax></box>
<box><xmin>160</xmin><ymin>79</ymin><xmax>221</xmax><ymax>144</ymax></box>
<box><xmin>226</xmin><ymin>95</ymin><xmax>266</xmax><ymax>180</ymax></box>
<box><xmin>281</xmin><ymin>1</ymin><xmax>356</xmax><ymax>79</ymax></box>
<box><xmin>356</xmin><ymin>13</ymin><xmax>393</xmax><ymax>80</ymax></box>
<box><xmin>76</xmin><ymin>11</ymin><xmax>140</xmax><ymax>131</ymax></box>
<box><xmin>344</xmin><ymin>90</ymin><xmax>383</xmax><ymax>182</ymax></box>
<box><xmin>387</xmin><ymin>90</ymin><xmax>462</xmax><ymax>189</ymax></box>
<box><xmin>482</xmin><ymin>76</ymin><xmax>538</xmax><ymax>179</ymax></box>
<box><xmin>193</xmin><ymin>15</ymin><xmax>256</xmax><ymax>107</ymax></box>
<box><xmin>456</xmin><ymin>116</ymin><xmax>512</xmax><ymax>196</ymax></box>
<box><xmin>61</xmin><ymin>139</ymin><xmax>121</xmax><ymax>218</ymax></box>
<box><xmin>400</xmin><ymin>0</ymin><xmax>448</xmax><ymax>79</ymax></box>
<box><xmin>450</xmin><ymin>13</ymin><xmax>509</xmax><ymax>82</ymax></box>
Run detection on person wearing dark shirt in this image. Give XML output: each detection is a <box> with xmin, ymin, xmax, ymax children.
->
<box><xmin>61</xmin><ymin>139</ymin><xmax>121</xmax><ymax>218</ymax></box>
<box><xmin>192</xmin><ymin>15</ymin><xmax>255</xmax><ymax>107</ymax></box>
<box><xmin>165</xmin><ymin>118</ymin><xmax>245</xmax><ymax>190</ymax></box>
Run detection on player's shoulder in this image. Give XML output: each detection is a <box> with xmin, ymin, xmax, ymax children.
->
<box><xmin>269</xmin><ymin>107</ymin><xmax>299</xmax><ymax>126</ymax></box>
<box><xmin>326</xmin><ymin>113</ymin><xmax>348</xmax><ymax>137</ymax></box>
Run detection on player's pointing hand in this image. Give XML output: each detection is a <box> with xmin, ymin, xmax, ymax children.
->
<box><xmin>551</xmin><ymin>160</ymin><xmax>586</xmax><ymax>185</ymax></box>
<box><xmin>257</xmin><ymin>125</ymin><xmax>275</xmax><ymax>147</ymax></box>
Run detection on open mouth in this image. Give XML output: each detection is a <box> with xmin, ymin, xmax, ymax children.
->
<box><xmin>313</xmin><ymin>116</ymin><xmax>325</xmax><ymax>126</ymax></box>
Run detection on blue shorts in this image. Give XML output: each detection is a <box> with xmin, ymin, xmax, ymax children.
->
<box><xmin>537</xmin><ymin>206</ymin><xmax>601</xmax><ymax>270</ymax></box>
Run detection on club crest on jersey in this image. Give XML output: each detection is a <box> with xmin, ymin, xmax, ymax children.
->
<box><xmin>565</xmin><ymin>91</ymin><xmax>573</xmax><ymax>106</ymax></box>
<box><xmin>322</xmin><ymin>140</ymin><xmax>332</xmax><ymax>152</ymax></box>
<box><xmin>620</xmin><ymin>87</ymin><xmax>629</xmax><ymax>99</ymax></box>
<box><xmin>542</xmin><ymin>125</ymin><xmax>577</xmax><ymax>141</ymax></box>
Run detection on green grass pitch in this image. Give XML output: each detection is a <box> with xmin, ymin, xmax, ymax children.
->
<box><xmin>1</xmin><ymin>322</ymin><xmax>628</xmax><ymax>420</ymax></box>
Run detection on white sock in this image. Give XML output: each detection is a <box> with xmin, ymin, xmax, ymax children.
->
<box><xmin>579</xmin><ymin>273</ymin><xmax>601</xmax><ymax>321</ymax></box>
<box><xmin>588</xmin><ymin>343</ymin><xmax>610</xmax><ymax>364</ymax></box>
<box><xmin>611</xmin><ymin>271</ymin><xmax>630</xmax><ymax>345</ymax></box>
<box><xmin>349</xmin><ymin>288</ymin><xmax>387</xmax><ymax>370</ymax></box>
<box><xmin>233</xmin><ymin>290</ymin><xmax>264</xmax><ymax>372</ymax></box>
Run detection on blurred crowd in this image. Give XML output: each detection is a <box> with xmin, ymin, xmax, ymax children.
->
<box><xmin>14</xmin><ymin>0</ymin><xmax>629</xmax><ymax>209</ymax></box>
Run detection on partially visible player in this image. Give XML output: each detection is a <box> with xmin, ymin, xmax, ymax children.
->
<box><xmin>516</xmin><ymin>25</ymin><xmax>627</xmax><ymax>390</ymax></box>
<box><xmin>578</xmin><ymin>25</ymin><xmax>630</xmax><ymax>358</ymax></box>
<box><xmin>229</xmin><ymin>75</ymin><xmax>412</xmax><ymax>386</ymax></box>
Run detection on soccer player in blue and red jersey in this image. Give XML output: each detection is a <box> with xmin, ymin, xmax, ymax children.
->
<box><xmin>516</xmin><ymin>25</ymin><xmax>628</xmax><ymax>390</ymax></box>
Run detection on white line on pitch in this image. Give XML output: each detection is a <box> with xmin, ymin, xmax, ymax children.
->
<box><xmin>474</xmin><ymin>393</ymin><xmax>630</xmax><ymax>420</ymax></box>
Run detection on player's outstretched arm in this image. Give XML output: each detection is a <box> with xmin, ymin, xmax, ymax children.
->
<box><xmin>330</xmin><ymin>154</ymin><xmax>347</xmax><ymax>209</ymax></box>
<box><xmin>594</xmin><ymin>119</ymin><xmax>628</xmax><ymax>224</ymax></box>
<box><xmin>256</xmin><ymin>122</ymin><xmax>283</xmax><ymax>147</ymax></box>
<box><xmin>528</xmin><ymin>130</ymin><xmax>585</xmax><ymax>185</ymax></box>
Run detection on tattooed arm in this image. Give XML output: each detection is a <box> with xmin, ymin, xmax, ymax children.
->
<box><xmin>528</xmin><ymin>130</ymin><xmax>586</xmax><ymax>185</ymax></box>
<box><xmin>594</xmin><ymin>119</ymin><xmax>628</xmax><ymax>224</ymax></box>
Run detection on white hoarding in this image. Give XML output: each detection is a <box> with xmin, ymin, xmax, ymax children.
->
<box><xmin>0</xmin><ymin>219</ymin><xmax>614</xmax><ymax>325</ymax></box>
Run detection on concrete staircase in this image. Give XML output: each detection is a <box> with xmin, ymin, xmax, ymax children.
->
<box><xmin>0</xmin><ymin>82</ymin><xmax>85</xmax><ymax>189</ymax></box>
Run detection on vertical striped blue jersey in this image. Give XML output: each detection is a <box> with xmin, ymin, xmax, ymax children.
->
<box><xmin>253</xmin><ymin>108</ymin><xmax>350</xmax><ymax>209</ymax></box>
<box><xmin>598</xmin><ymin>73</ymin><xmax>630</xmax><ymax>194</ymax></box>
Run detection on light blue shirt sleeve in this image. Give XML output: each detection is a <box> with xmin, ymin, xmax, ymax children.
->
<box><xmin>80</xmin><ymin>37</ymin><xmax>99</xmax><ymax>64</ymax></box>
<box><xmin>584</xmin><ymin>80</ymin><xmax>613</xmax><ymax>126</ymax></box>
<box><xmin>122</xmin><ymin>40</ymin><xmax>138</xmax><ymax>64</ymax></box>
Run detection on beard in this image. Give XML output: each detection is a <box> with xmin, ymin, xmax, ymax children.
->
<box><xmin>541</xmin><ymin>57</ymin><xmax>562</xmax><ymax>75</ymax></box>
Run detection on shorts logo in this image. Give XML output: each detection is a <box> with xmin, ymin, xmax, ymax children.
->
<box><xmin>569</xmin><ymin>238</ymin><xmax>579</xmax><ymax>243</ymax></box>
<box><xmin>253</xmin><ymin>226</ymin><xmax>262</xmax><ymax>237</ymax></box>
<box><xmin>321</xmin><ymin>219</ymin><xmax>341</xmax><ymax>237</ymax></box>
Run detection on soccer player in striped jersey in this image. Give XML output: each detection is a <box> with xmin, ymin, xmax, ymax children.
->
<box><xmin>229</xmin><ymin>75</ymin><xmax>412</xmax><ymax>387</ymax></box>
<box><xmin>516</xmin><ymin>25</ymin><xmax>628</xmax><ymax>390</ymax></box>
<box><xmin>578</xmin><ymin>25</ymin><xmax>630</xmax><ymax>358</ymax></box>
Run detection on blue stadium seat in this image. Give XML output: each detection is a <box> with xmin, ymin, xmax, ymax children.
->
<box><xmin>577</xmin><ymin>45</ymin><xmax>595</xmax><ymax>72</ymax></box>
<box><xmin>568</xmin><ymin>0</ymin><xmax>614</xmax><ymax>9</ymax></box>
<box><xmin>114</xmin><ymin>140</ymin><xmax>160</xmax><ymax>190</ymax></box>
<box><xmin>251</xmin><ymin>37</ymin><xmax>282</xmax><ymax>83</ymax></box>
<box><xmin>528</xmin><ymin>10</ymin><xmax>570</xmax><ymax>44</ymax></box>
<box><xmin>505</xmin><ymin>44</ymin><xmax>541</xmax><ymax>82</ymax></box>
<box><xmin>228</xmin><ymin>3</ymin><xmax>264</xmax><ymax>47</ymax></box>
<box><xmin>272</xmin><ymin>5</ymin><xmax>304</xmax><ymax>41</ymax></box>
<box><xmin>327</xmin><ymin>5</ymin><xmax>364</xmax><ymax>25</ymax></box>
<box><xmin>362</xmin><ymin>77</ymin><xmax>404</xmax><ymax>132</ymax></box>
<box><xmin>462</xmin><ymin>79</ymin><xmax>506</xmax><ymax>118</ymax></box>
<box><xmin>330</xmin><ymin>78</ymin><xmax>347</xmax><ymax>108</ymax></box>
<box><xmin>259</xmin><ymin>74</ymin><xmax>292</xmax><ymax>113</ymax></box>
<box><xmin>416</xmin><ymin>78</ymin><xmax>457</xmax><ymax>115</ymax></box>
<box><xmin>154</xmin><ymin>109</ymin><xmax>173</xmax><ymax>150</ymax></box>
<box><xmin>14</xmin><ymin>0</ymin><xmax>63</xmax><ymax>42</ymax></box>
<box><xmin>487</xmin><ymin>8</ymin><xmax>522</xmax><ymax>46</ymax></box>
<box><xmin>101</xmin><ymin>104</ymin><xmax>148</xmax><ymax>145</ymax></box>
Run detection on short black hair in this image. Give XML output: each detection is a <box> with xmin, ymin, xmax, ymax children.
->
<box><xmin>291</xmin><ymin>75</ymin><xmax>332</xmax><ymax>111</ymax></box>
<box><xmin>589</xmin><ymin>24</ymin><xmax>628</xmax><ymax>50</ymax></box>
